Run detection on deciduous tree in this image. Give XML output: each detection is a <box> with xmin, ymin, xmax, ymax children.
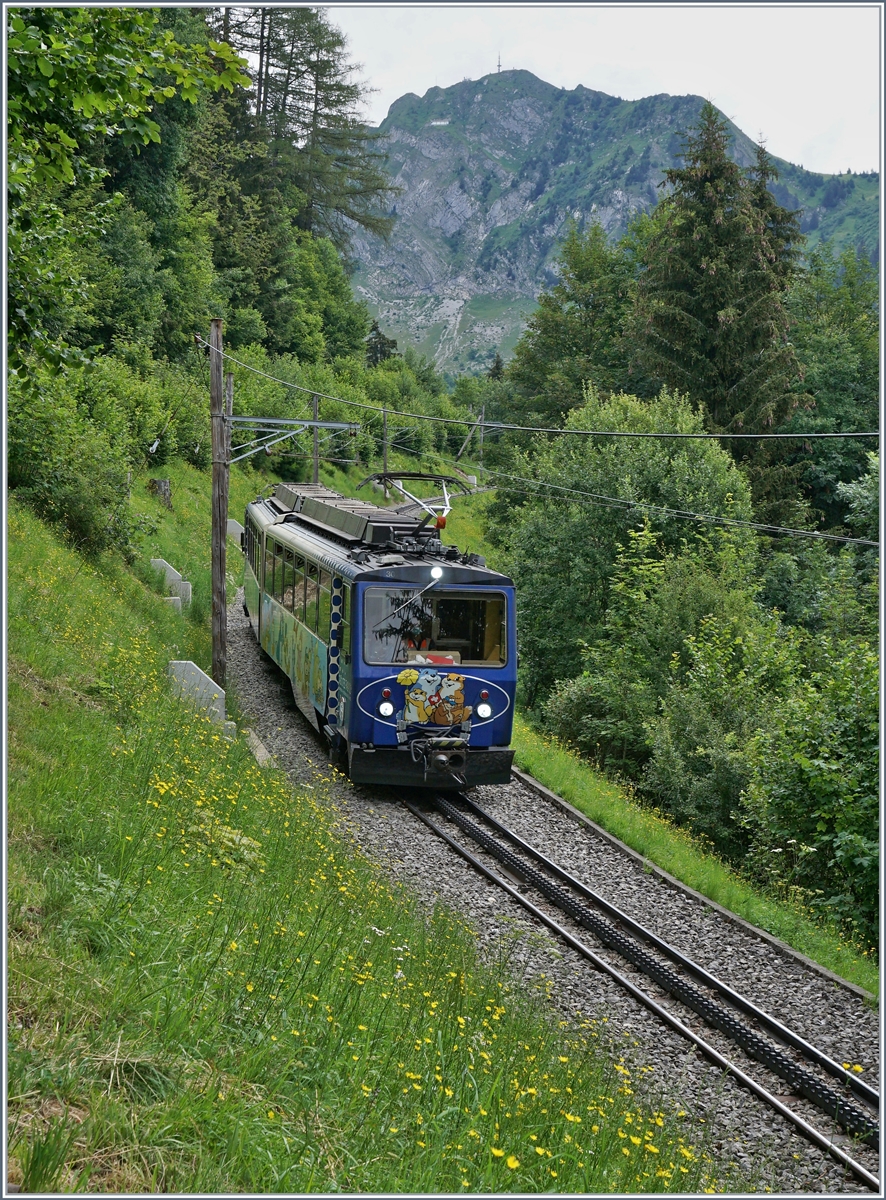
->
<box><xmin>7</xmin><ymin>6</ymin><xmax>248</xmax><ymax>374</ymax></box>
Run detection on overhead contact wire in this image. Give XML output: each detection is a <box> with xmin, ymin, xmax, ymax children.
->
<box><xmin>391</xmin><ymin>444</ymin><xmax>880</xmax><ymax>549</ymax></box>
<box><xmin>195</xmin><ymin>339</ymin><xmax>879</xmax><ymax>546</ymax></box>
<box><xmin>193</xmin><ymin>337</ymin><xmax>878</xmax><ymax>442</ymax></box>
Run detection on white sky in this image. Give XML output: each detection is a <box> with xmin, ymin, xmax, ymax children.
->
<box><xmin>327</xmin><ymin>3</ymin><xmax>882</xmax><ymax>175</ymax></box>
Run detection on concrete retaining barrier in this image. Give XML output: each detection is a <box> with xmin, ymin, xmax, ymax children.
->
<box><xmin>151</xmin><ymin>558</ymin><xmax>192</xmax><ymax>606</ymax></box>
<box><xmin>168</xmin><ymin>661</ymin><xmax>236</xmax><ymax>738</ymax></box>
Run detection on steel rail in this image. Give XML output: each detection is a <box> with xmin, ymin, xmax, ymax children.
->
<box><xmin>457</xmin><ymin>792</ymin><xmax>879</xmax><ymax>1111</ymax></box>
<box><xmin>432</xmin><ymin>793</ymin><xmax>878</xmax><ymax>1148</ymax></box>
<box><xmin>400</xmin><ymin>798</ymin><xmax>879</xmax><ymax>1193</ymax></box>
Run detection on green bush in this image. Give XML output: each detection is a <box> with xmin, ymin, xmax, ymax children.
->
<box><xmin>543</xmin><ymin>524</ymin><xmax>760</xmax><ymax>779</ymax></box>
<box><xmin>8</xmin><ymin>366</ymin><xmax>155</xmax><ymax>559</ymax></box>
<box><xmin>740</xmin><ymin>560</ymin><xmax>879</xmax><ymax>949</ymax></box>
<box><xmin>643</xmin><ymin>615</ymin><xmax>799</xmax><ymax>861</ymax></box>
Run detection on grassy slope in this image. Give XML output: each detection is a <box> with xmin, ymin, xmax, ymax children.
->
<box><xmin>442</xmin><ymin>493</ymin><xmax>878</xmax><ymax>999</ymax></box>
<box><xmin>7</xmin><ymin>488</ymin><xmax>730</xmax><ymax>1194</ymax></box>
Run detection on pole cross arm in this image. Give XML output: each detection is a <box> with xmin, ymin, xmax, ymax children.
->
<box><xmin>228</xmin><ymin>416</ymin><xmax>357</xmax><ymax>431</ymax></box>
<box><xmin>229</xmin><ymin>428</ymin><xmax>302</xmax><ymax>464</ymax></box>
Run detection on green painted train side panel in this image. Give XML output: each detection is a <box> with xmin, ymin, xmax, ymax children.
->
<box><xmin>260</xmin><ymin>593</ymin><xmax>327</xmax><ymax>714</ymax></box>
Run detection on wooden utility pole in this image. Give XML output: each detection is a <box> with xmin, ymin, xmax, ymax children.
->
<box><xmin>456</xmin><ymin>410</ymin><xmax>479</xmax><ymax>461</ymax></box>
<box><xmin>210</xmin><ymin>318</ymin><xmax>227</xmax><ymax>689</ymax></box>
<box><xmin>382</xmin><ymin>406</ymin><xmax>388</xmax><ymax>498</ymax></box>
<box><xmin>221</xmin><ymin>370</ymin><xmax>234</xmax><ymax>616</ymax></box>
<box><xmin>312</xmin><ymin>393</ymin><xmax>320</xmax><ymax>485</ymax></box>
<box><xmin>478</xmin><ymin>404</ymin><xmax>485</xmax><ymax>468</ymax></box>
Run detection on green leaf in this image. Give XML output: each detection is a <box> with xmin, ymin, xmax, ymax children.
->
<box><xmin>36</xmin><ymin>57</ymin><xmax>54</xmax><ymax>78</ymax></box>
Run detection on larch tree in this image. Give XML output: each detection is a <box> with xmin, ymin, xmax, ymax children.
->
<box><xmin>216</xmin><ymin>6</ymin><xmax>398</xmax><ymax>254</ymax></box>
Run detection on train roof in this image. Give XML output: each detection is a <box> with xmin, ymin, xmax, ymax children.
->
<box><xmin>246</xmin><ymin>483</ymin><xmax>513</xmax><ymax>587</ymax></box>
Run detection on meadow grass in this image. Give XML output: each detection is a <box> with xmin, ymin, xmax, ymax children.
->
<box><xmin>128</xmin><ymin>460</ymin><xmax>259</xmax><ymax>635</ymax></box>
<box><xmin>7</xmin><ymin>499</ymin><xmax>738</xmax><ymax>1192</ymax></box>
<box><xmin>511</xmin><ymin>718</ymin><xmax>879</xmax><ymax>999</ymax></box>
<box><xmin>442</xmin><ymin>490</ymin><xmax>500</xmax><ymax>564</ymax></box>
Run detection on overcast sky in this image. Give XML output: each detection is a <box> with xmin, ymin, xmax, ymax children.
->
<box><xmin>327</xmin><ymin>4</ymin><xmax>882</xmax><ymax>175</ymax></box>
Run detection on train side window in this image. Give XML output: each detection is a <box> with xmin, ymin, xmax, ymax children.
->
<box><xmin>305</xmin><ymin>561</ymin><xmax>319</xmax><ymax>632</ymax></box>
<box><xmin>317</xmin><ymin>570</ymin><xmax>332</xmax><ymax>642</ymax></box>
<box><xmin>273</xmin><ymin>541</ymin><xmax>286</xmax><ymax>603</ymax></box>
<box><xmin>281</xmin><ymin>548</ymin><xmax>296</xmax><ymax>610</ymax></box>
<box><xmin>264</xmin><ymin>537</ymin><xmax>275</xmax><ymax>596</ymax></box>
<box><xmin>292</xmin><ymin>554</ymin><xmax>306</xmax><ymax>620</ymax></box>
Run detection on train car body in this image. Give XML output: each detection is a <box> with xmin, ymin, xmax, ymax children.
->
<box><xmin>242</xmin><ymin>482</ymin><xmax>516</xmax><ymax>789</ymax></box>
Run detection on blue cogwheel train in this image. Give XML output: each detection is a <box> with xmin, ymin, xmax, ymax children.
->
<box><xmin>241</xmin><ymin>474</ymin><xmax>517</xmax><ymax>788</ymax></box>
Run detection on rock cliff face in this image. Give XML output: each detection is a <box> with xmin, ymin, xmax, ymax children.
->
<box><xmin>350</xmin><ymin>70</ymin><xmax>879</xmax><ymax>375</ymax></box>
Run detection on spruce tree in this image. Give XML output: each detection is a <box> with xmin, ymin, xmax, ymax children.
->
<box><xmin>507</xmin><ymin>222</ymin><xmax>634</xmax><ymax>423</ymax></box>
<box><xmin>365</xmin><ymin>320</ymin><xmax>399</xmax><ymax>367</ymax></box>
<box><xmin>632</xmin><ymin>103</ymin><xmax>803</xmax><ymax>434</ymax></box>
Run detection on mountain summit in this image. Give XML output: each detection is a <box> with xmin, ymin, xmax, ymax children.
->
<box><xmin>350</xmin><ymin>70</ymin><xmax>878</xmax><ymax>375</ymax></box>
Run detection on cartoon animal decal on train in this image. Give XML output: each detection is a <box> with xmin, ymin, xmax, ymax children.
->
<box><xmin>396</xmin><ymin>667</ymin><xmax>473</xmax><ymax>726</ymax></box>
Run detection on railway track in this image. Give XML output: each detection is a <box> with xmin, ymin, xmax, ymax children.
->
<box><xmin>402</xmin><ymin>790</ymin><xmax>880</xmax><ymax>1193</ymax></box>
<box><xmin>228</xmin><ymin>593</ymin><xmax>879</xmax><ymax>1193</ymax></box>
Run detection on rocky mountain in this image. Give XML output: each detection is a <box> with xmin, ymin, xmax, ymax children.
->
<box><xmin>349</xmin><ymin>70</ymin><xmax>879</xmax><ymax>376</ymax></box>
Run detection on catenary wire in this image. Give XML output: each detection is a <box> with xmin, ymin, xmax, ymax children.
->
<box><xmin>193</xmin><ymin>338</ymin><xmax>877</xmax><ymax>545</ymax></box>
<box><xmin>486</xmin><ymin>475</ymin><xmax>879</xmax><ymax>547</ymax></box>
<box><xmin>194</xmin><ymin>336</ymin><xmax>878</xmax><ymax>442</ymax></box>
<box><xmin>389</xmin><ymin>445</ymin><xmax>879</xmax><ymax>549</ymax></box>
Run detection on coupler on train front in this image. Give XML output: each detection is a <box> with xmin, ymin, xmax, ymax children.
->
<box><xmin>348</xmin><ymin>735</ymin><xmax>515</xmax><ymax>789</ymax></box>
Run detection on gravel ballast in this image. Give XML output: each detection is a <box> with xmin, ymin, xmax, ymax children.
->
<box><xmin>226</xmin><ymin>593</ymin><xmax>879</xmax><ymax>1193</ymax></box>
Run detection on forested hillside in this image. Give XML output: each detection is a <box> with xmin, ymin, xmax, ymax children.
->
<box><xmin>8</xmin><ymin>5</ymin><xmax>878</xmax><ymax>960</ymax></box>
<box><xmin>8</xmin><ymin>6</ymin><xmax>482</xmax><ymax>560</ymax></box>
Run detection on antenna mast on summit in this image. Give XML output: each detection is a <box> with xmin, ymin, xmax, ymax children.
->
<box><xmin>497</xmin><ymin>52</ymin><xmax>501</xmax><ymax>72</ymax></box>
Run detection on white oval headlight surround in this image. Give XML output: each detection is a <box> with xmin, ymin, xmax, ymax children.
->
<box><xmin>378</xmin><ymin>700</ymin><xmax>395</xmax><ymax>718</ymax></box>
<box><xmin>476</xmin><ymin>702</ymin><xmax>493</xmax><ymax>720</ymax></box>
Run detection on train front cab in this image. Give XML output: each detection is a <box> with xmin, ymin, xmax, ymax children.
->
<box><xmin>346</xmin><ymin>576</ymin><xmax>517</xmax><ymax>789</ymax></box>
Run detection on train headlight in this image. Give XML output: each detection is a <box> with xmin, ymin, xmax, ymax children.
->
<box><xmin>377</xmin><ymin>700</ymin><xmax>395</xmax><ymax>718</ymax></box>
<box><xmin>430</xmin><ymin>566</ymin><xmax>443</xmax><ymax>579</ymax></box>
<box><xmin>476</xmin><ymin>702</ymin><xmax>493</xmax><ymax>720</ymax></box>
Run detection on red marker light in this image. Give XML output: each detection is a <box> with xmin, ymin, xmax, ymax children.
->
<box><xmin>479</xmin><ymin>690</ymin><xmax>489</xmax><ymax>699</ymax></box>
<box><xmin>382</xmin><ymin>688</ymin><xmax>391</xmax><ymax>698</ymax></box>
<box><xmin>435</xmin><ymin>516</ymin><xmax>447</xmax><ymax>529</ymax></box>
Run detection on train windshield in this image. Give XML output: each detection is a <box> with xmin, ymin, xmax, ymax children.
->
<box><xmin>364</xmin><ymin>588</ymin><xmax>507</xmax><ymax>666</ymax></box>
